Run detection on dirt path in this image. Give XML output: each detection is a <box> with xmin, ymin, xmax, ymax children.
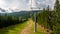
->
<box><xmin>20</xmin><ymin>19</ymin><xmax>34</xmax><ymax>34</ymax></box>
<box><xmin>20</xmin><ymin>19</ymin><xmax>51</xmax><ymax>34</ymax></box>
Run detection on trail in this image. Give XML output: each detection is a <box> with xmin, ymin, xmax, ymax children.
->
<box><xmin>20</xmin><ymin>19</ymin><xmax>34</xmax><ymax>34</ymax></box>
<box><xmin>20</xmin><ymin>19</ymin><xmax>51</xmax><ymax>34</ymax></box>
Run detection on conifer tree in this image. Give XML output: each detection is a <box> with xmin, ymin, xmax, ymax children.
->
<box><xmin>53</xmin><ymin>0</ymin><xmax>60</xmax><ymax>34</ymax></box>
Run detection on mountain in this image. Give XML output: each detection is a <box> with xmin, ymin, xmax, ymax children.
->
<box><xmin>0</xmin><ymin>10</ymin><xmax>42</xmax><ymax>18</ymax></box>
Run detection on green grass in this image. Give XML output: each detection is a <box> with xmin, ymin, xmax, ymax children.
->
<box><xmin>0</xmin><ymin>21</ymin><xmax>29</xmax><ymax>34</ymax></box>
<box><xmin>30</xmin><ymin>24</ymin><xmax>45</xmax><ymax>34</ymax></box>
<box><xmin>0</xmin><ymin>20</ymin><xmax>46</xmax><ymax>34</ymax></box>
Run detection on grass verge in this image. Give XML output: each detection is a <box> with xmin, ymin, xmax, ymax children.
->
<box><xmin>30</xmin><ymin>23</ymin><xmax>45</xmax><ymax>34</ymax></box>
<box><xmin>0</xmin><ymin>20</ymin><xmax>29</xmax><ymax>34</ymax></box>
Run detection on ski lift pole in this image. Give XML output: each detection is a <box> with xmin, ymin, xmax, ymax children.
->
<box><xmin>30</xmin><ymin>0</ymin><xmax>37</xmax><ymax>32</ymax></box>
<box><xmin>34</xmin><ymin>11</ymin><xmax>37</xmax><ymax>32</ymax></box>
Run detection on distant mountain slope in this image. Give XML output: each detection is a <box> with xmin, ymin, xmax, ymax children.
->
<box><xmin>0</xmin><ymin>10</ymin><xmax>42</xmax><ymax>18</ymax></box>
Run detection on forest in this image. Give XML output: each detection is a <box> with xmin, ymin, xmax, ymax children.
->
<box><xmin>0</xmin><ymin>13</ymin><xmax>28</xmax><ymax>28</ymax></box>
<box><xmin>36</xmin><ymin>0</ymin><xmax>60</xmax><ymax>34</ymax></box>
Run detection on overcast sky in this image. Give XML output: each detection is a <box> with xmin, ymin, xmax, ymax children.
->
<box><xmin>0</xmin><ymin>0</ymin><xmax>55</xmax><ymax>10</ymax></box>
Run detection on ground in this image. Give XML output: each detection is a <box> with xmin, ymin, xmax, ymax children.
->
<box><xmin>20</xmin><ymin>19</ymin><xmax>51</xmax><ymax>34</ymax></box>
<box><xmin>20</xmin><ymin>19</ymin><xmax>33</xmax><ymax>34</ymax></box>
<box><xmin>0</xmin><ymin>19</ymin><xmax>51</xmax><ymax>34</ymax></box>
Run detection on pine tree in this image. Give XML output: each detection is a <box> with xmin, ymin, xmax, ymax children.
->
<box><xmin>54</xmin><ymin>0</ymin><xmax>59</xmax><ymax>12</ymax></box>
<box><xmin>54</xmin><ymin>0</ymin><xmax>59</xmax><ymax>19</ymax></box>
<box><xmin>53</xmin><ymin>0</ymin><xmax>60</xmax><ymax>34</ymax></box>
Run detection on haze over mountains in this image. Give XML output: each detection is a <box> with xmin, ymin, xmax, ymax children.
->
<box><xmin>0</xmin><ymin>7</ymin><xmax>41</xmax><ymax>13</ymax></box>
<box><xmin>0</xmin><ymin>7</ymin><xmax>41</xmax><ymax>17</ymax></box>
<box><xmin>0</xmin><ymin>8</ymin><xmax>20</xmax><ymax>13</ymax></box>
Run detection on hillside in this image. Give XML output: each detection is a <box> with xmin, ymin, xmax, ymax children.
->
<box><xmin>0</xmin><ymin>10</ymin><xmax>42</xmax><ymax>19</ymax></box>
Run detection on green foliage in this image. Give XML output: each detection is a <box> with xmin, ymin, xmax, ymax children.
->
<box><xmin>37</xmin><ymin>0</ymin><xmax>60</xmax><ymax>34</ymax></box>
<box><xmin>0</xmin><ymin>20</ymin><xmax>29</xmax><ymax>34</ymax></box>
<box><xmin>53</xmin><ymin>24</ymin><xmax>60</xmax><ymax>34</ymax></box>
<box><xmin>0</xmin><ymin>15</ymin><xmax>28</xmax><ymax>28</ymax></box>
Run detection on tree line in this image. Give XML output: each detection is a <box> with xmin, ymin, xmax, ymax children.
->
<box><xmin>36</xmin><ymin>0</ymin><xmax>60</xmax><ymax>34</ymax></box>
<box><xmin>0</xmin><ymin>14</ymin><xmax>28</xmax><ymax>28</ymax></box>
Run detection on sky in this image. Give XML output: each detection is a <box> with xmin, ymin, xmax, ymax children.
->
<box><xmin>0</xmin><ymin>0</ymin><xmax>55</xmax><ymax>10</ymax></box>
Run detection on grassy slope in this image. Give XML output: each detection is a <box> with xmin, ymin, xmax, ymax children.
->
<box><xmin>0</xmin><ymin>19</ymin><xmax>48</xmax><ymax>34</ymax></box>
<box><xmin>30</xmin><ymin>24</ymin><xmax>45</xmax><ymax>34</ymax></box>
<box><xmin>28</xmin><ymin>19</ymin><xmax>45</xmax><ymax>34</ymax></box>
<box><xmin>0</xmin><ymin>20</ymin><xmax>30</xmax><ymax>34</ymax></box>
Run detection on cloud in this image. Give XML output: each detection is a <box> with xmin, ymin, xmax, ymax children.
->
<box><xmin>0</xmin><ymin>0</ymin><xmax>55</xmax><ymax>11</ymax></box>
<box><xmin>0</xmin><ymin>0</ymin><xmax>7</xmax><ymax>9</ymax></box>
<box><xmin>0</xmin><ymin>0</ymin><xmax>28</xmax><ymax>10</ymax></box>
<box><xmin>36</xmin><ymin>0</ymin><xmax>55</xmax><ymax>9</ymax></box>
